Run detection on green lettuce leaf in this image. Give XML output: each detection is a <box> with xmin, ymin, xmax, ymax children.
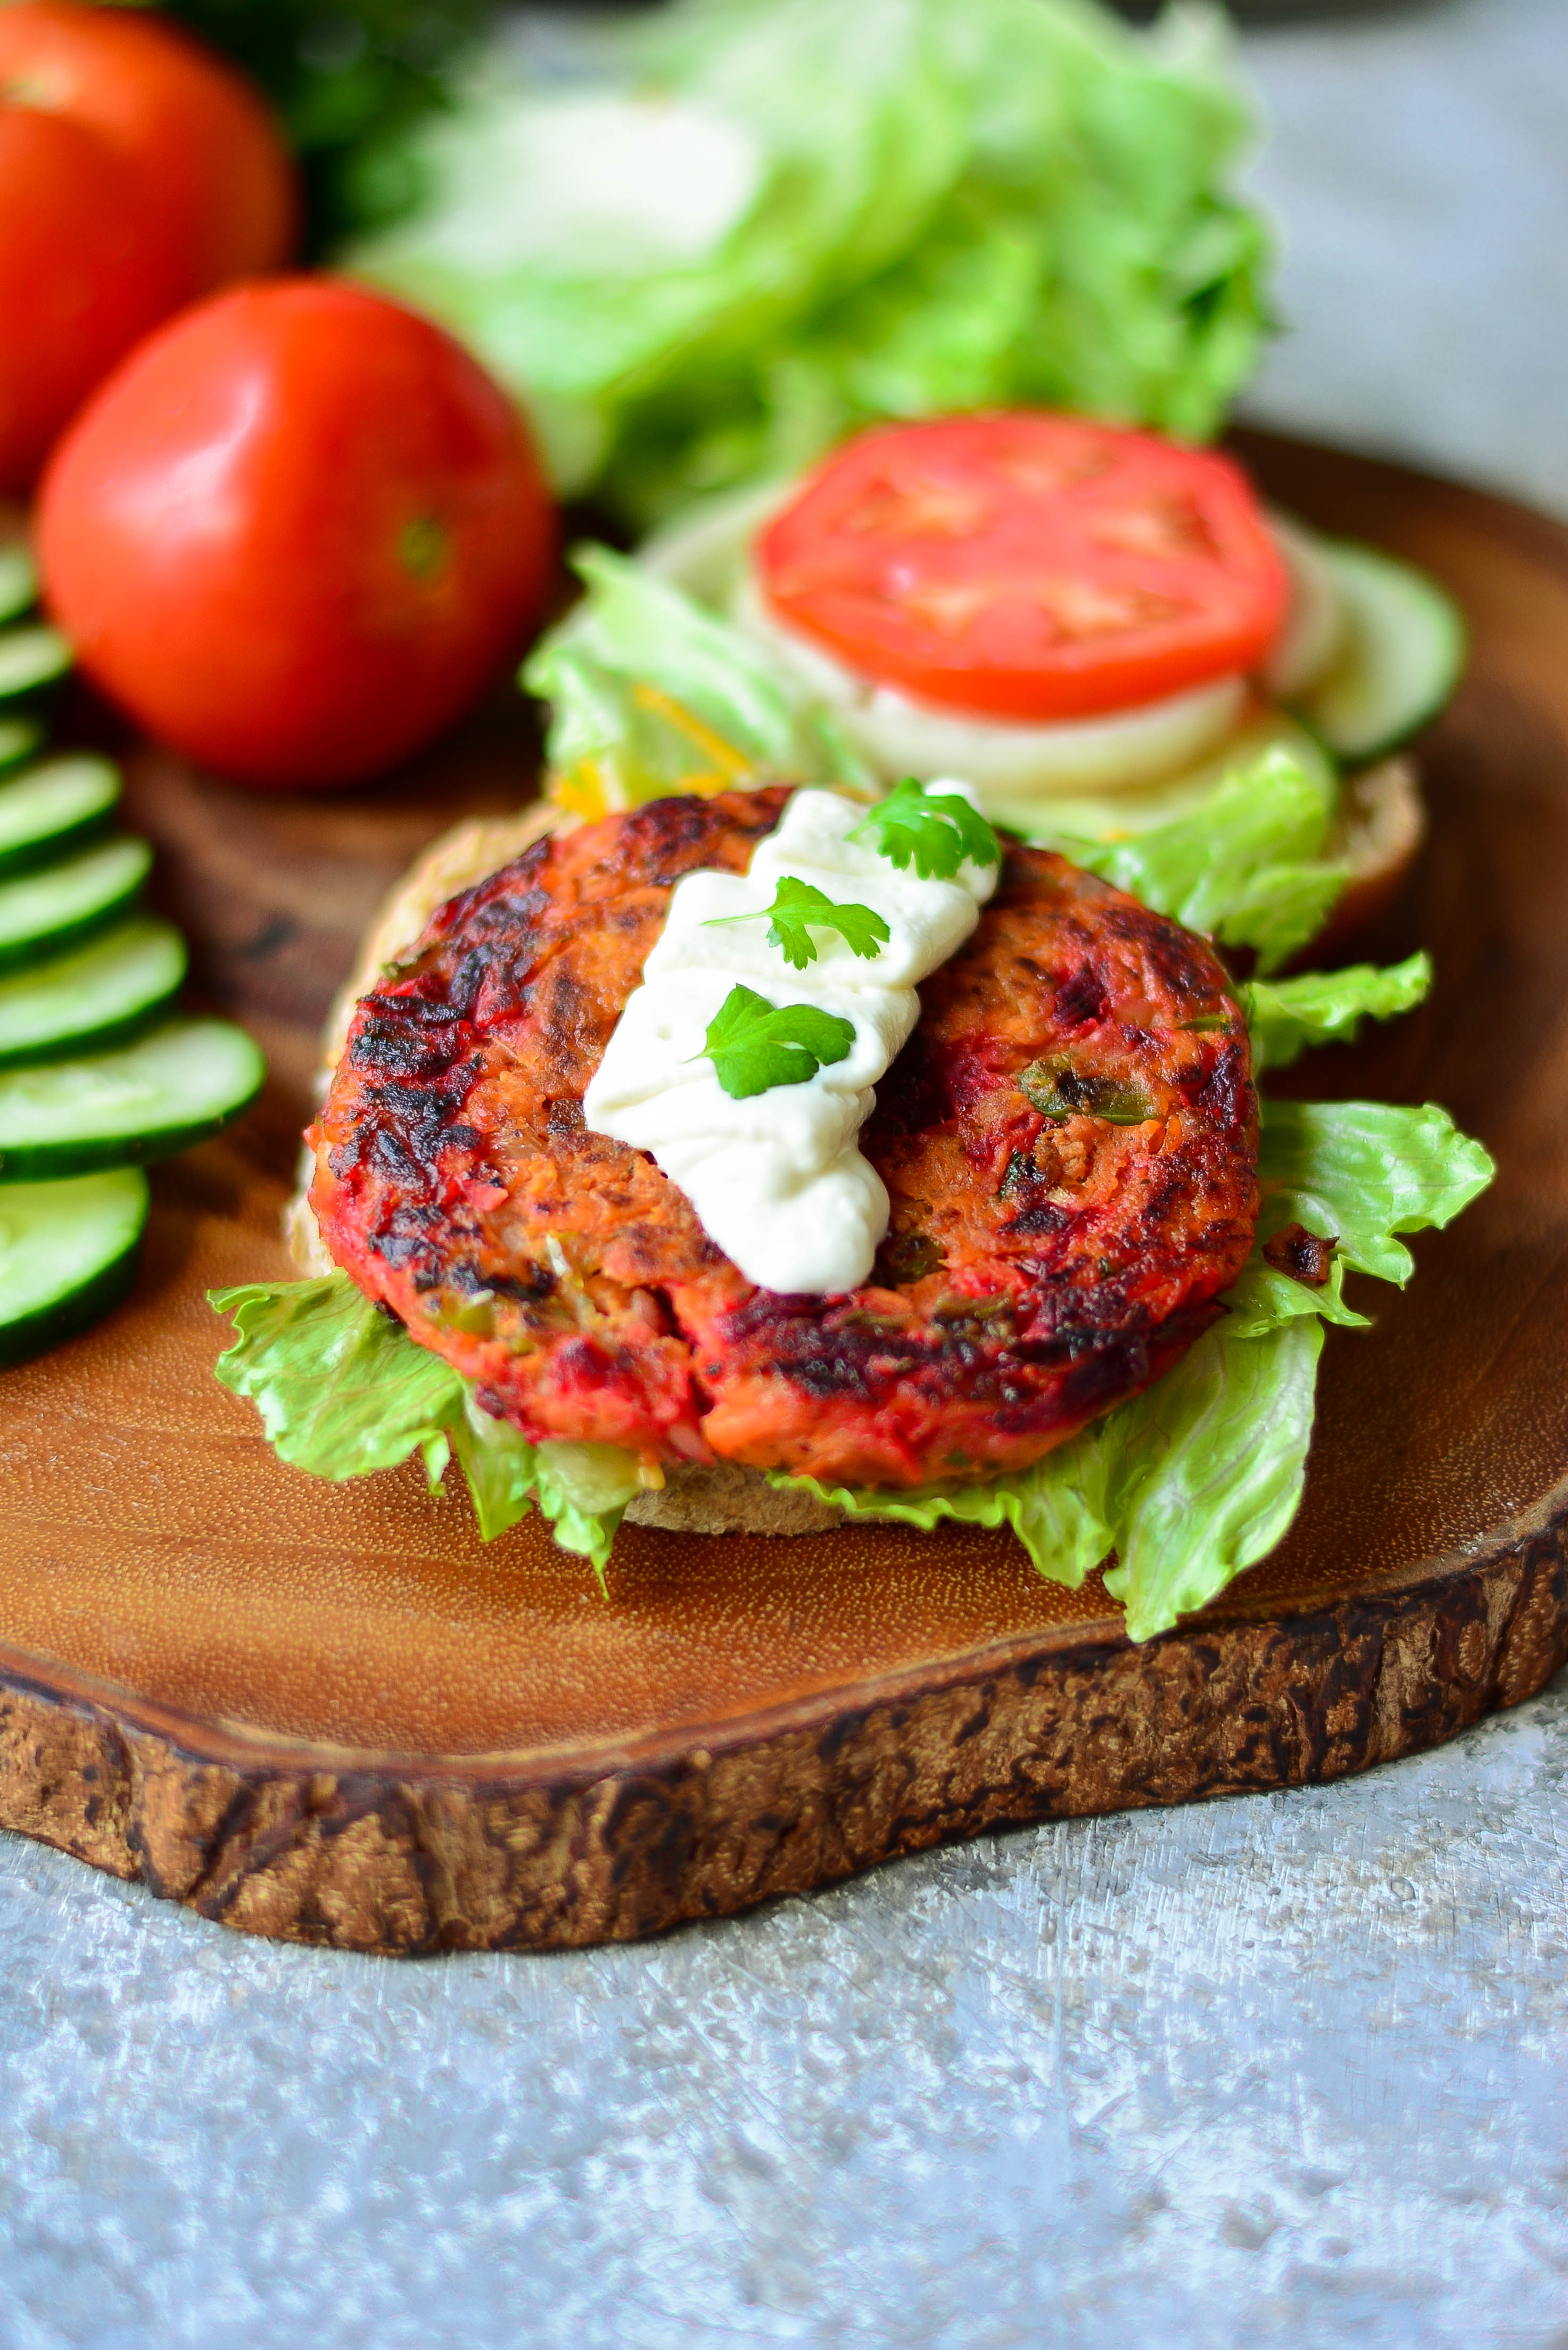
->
<box><xmin>523</xmin><ymin>546</ymin><xmax>874</xmax><ymax>817</ymax></box>
<box><xmin>210</xmin><ymin>1276</ymin><xmax>645</xmax><ymax>1574</ymax></box>
<box><xmin>772</xmin><ymin>1096</ymin><xmax>1495</xmax><ymax>1640</ymax></box>
<box><xmin>1020</xmin><ymin>729</ymin><xmax>1344</xmax><ymax>973</ymax></box>
<box><xmin>346</xmin><ymin>0</ymin><xmax>1270</xmax><ymax>525</ymax></box>
<box><xmin>1241</xmin><ymin>954</ymin><xmax>1432</xmax><ymax>1070</ymax></box>
<box><xmin>209</xmin><ymin>1274</ymin><xmax>463</xmax><ymax>1487</ymax></box>
<box><xmin>1258</xmin><ymin>1098</ymin><xmax>1494</xmax><ymax>1287</ymax></box>
<box><xmin>1100</xmin><ymin>1310</ymin><xmax>1325</xmax><ymax>1635</ymax></box>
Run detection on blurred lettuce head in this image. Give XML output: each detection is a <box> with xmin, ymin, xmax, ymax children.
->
<box><xmin>346</xmin><ymin>0</ymin><xmax>1273</xmax><ymax>523</ymax></box>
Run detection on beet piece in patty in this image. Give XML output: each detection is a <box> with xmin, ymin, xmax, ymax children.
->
<box><xmin>312</xmin><ymin>789</ymin><xmax>1259</xmax><ymax>1488</ymax></box>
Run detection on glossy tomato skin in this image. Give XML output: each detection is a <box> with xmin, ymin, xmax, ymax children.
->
<box><xmin>0</xmin><ymin>4</ymin><xmax>296</xmax><ymax>298</ymax></box>
<box><xmin>757</xmin><ymin>413</ymin><xmax>1291</xmax><ymax>723</ymax></box>
<box><xmin>0</xmin><ymin>107</ymin><xmax>182</xmax><ymax>496</ymax></box>
<box><xmin>39</xmin><ymin>281</ymin><xmax>557</xmax><ymax>788</ymax></box>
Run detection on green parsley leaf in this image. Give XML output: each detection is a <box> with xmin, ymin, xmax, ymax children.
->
<box><xmin>699</xmin><ymin>983</ymin><xmax>856</xmax><ymax>1099</ymax></box>
<box><xmin>849</xmin><ymin>778</ymin><xmax>1001</xmax><ymax>880</ymax></box>
<box><xmin>707</xmin><ymin>874</ymin><xmax>891</xmax><ymax>971</ymax></box>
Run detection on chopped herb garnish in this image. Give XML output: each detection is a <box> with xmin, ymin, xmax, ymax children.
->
<box><xmin>706</xmin><ymin>875</ymin><xmax>890</xmax><ymax>971</ymax></box>
<box><xmin>932</xmin><ymin>1291</ymin><xmax>1016</xmax><ymax>1339</ymax></box>
<box><xmin>849</xmin><ymin>777</ymin><xmax>1000</xmax><ymax>880</ymax></box>
<box><xmin>876</xmin><ymin>1230</ymin><xmax>945</xmax><ymax>1285</ymax></box>
<box><xmin>699</xmin><ymin>983</ymin><xmax>856</xmax><ymax>1100</ymax></box>
<box><xmin>1018</xmin><ymin>1056</ymin><xmax>1157</xmax><ymax>1125</ymax></box>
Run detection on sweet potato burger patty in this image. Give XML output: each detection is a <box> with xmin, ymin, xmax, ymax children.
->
<box><xmin>311</xmin><ymin>789</ymin><xmax>1259</xmax><ymax>1488</ymax></box>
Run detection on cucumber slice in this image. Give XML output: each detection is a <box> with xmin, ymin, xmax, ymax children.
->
<box><xmin>0</xmin><ymin>755</ymin><xmax>121</xmax><ymax>877</ymax></box>
<box><xmin>0</xmin><ymin>916</ymin><xmax>186</xmax><ymax>1067</ymax></box>
<box><xmin>0</xmin><ymin>1167</ymin><xmax>148</xmax><ymax>1365</ymax></box>
<box><xmin>1292</xmin><ymin>541</ymin><xmax>1465</xmax><ymax>765</ymax></box>
<box><xmin>0</xmin><ymin>546</ymin><xmax>38</xmax><ymax>626</ymax></box>
<box><xmin>0</xmin><ymin>716</ymin><xmax>44</xmax><ymax>775</ymax></box>
<box><xmin>0</xmin><ymin>834</ymin><xmax>151</xmax><ymax>972</ymax></box>
<box><xmin>0</xmin><ymin>625</ymin><xmax>71</xmax><ymax>702</ymax></box>
<box><xmin>0</xmin><ymin>1016</ymin><xmax>265</xmax><ymax>1178</ymax></box>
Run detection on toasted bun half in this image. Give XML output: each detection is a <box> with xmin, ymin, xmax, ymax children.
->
<box><xmin>624</xmin><ymin>1462</ymin><xmax>843</xmax><ymax>1535</ymax></box>
<box><xmin>1311</xmin><ymin>754</ymin><xmax>1425</xmax><ymax>963</ymax></box>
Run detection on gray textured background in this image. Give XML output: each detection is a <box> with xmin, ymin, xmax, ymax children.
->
<box><xmin>4</xmin><ymin>2</ymin><xmax>1567</xmax><ymax>2343</ymax></box>
<box><xmin>4</xmin><ymin>1692</ymin><xmax>1567</xmax><ymax>2348</ymax></box>
<box><xmin>1236</xmin><ymin>0</ymin><xmax>1568</xmax><ymax>516</ymax></box>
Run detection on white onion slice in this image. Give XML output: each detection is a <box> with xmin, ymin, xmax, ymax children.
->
<box><xmin>732</xmin><ymin>572</ymin><xmax>1247</xmax><ymax>802</ymax></box>
<box><xmin>639</xmin><ymin>476</ymin><xmax>1347</xmax><ymax>804</ymax></box>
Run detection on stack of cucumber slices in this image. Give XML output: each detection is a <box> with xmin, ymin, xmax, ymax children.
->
<box><xmin>0</xmin><ymin>548</ymin><xmax>265</xmax><ymax>1367</ymax></box>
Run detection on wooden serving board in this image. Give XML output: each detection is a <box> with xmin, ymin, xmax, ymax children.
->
<box><xmin>2</xmin><ymin>433</ymin><xmax>1566</xmax><ymax>1956</ymax></box>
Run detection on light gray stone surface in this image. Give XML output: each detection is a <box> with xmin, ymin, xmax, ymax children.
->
<box><xmin>2</xmin><ymin>1688</ymin><xmax>1566</xmax><ymax>2348</ymax></box>
<box><xmin>1236</xmin><ymin>0</ymin><xmax>1568</xmax><ymax>517</ymax></box>
<box><xmin>5</xmin><ymin>4</ymin><xmax>1567</xmax><ymax>2344</ymax></box>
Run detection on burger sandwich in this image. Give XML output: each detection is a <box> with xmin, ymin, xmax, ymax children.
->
<box><xmin>213</xmin><ymin>751</ymin><xmax>1489</xmax><ymax>1641</ymax></box>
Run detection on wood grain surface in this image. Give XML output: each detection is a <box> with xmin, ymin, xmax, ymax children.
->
<box><xmin>2</xmin><ymin>433</ymin><xmax>1566</xmax><ymax>1955</ymax></box>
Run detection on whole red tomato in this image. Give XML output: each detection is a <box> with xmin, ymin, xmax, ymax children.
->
<box><xmin>0</xmin><ymin>3</ymin><xmax>296</xmax><ymax>491</ymax></box>
<box><xmin>39</xmin><ymin>281</ymin><xmax>557</xmax><ymax>788</ymax></box>
<box><xmin>0</xmin><ymin>4</ymin><xmax>296</xmax><ymax>295</ymax></box>
<box><xmin>0</xmin><ymin>106</ymin><xmax>182</xmax><ymax>494</ymax></box>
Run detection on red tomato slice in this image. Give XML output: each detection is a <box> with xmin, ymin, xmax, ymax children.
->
<box><xmin>755</xmin><ymin>414</ymin><xmax>1290</xmax><ymax>722</ymax></box>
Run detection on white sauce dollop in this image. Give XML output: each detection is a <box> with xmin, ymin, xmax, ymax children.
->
<box><xmin>582</xmin><ymin>787</ymin><xmax>997</xmax><ymax>1296</ymax></box>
